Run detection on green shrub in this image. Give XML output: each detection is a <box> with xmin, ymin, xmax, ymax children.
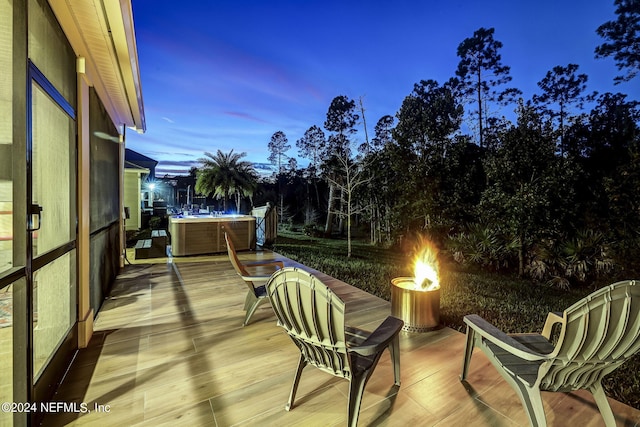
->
<box><xmin>302</xmin><ymin>223</ymin><xmax>322</xmax><ymax>237</ymax></box>
<box><xmin>149</xmin><ymin>216</ymin><xmax>162</xmax><ymax>230</ymax></box>
<box><xmin>446</xmin><ymin>224</ymin><xmax>616</xmax><ymax>288</ymax></box>
<box><xmin>445</xmin><ymin>223</ymin><xmax>516</xmax><ymax>270</ymax></box>
<box><xmin>563</xmin><ymin>229</ymin><xmax>615</xmax><ymax>281</ymax></box>
<box><xmin>526</xmin><ymin>229</ymin><xmax>615</xmax><ymax>288</ymax></box>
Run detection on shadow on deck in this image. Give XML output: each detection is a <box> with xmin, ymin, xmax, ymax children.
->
<box><xmin>42</xmin><ymin>250</ymin><xmax>640</xmax><ymax>426</ymax></box>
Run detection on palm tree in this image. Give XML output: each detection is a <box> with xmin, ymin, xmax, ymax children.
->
<box><xmin>195</xmin><ymin>150</ymin><xmax>257</xmax><ymax>213</ymax></box>
<box><xmin>230</xmin><ymin>166</ymin><xmax>258</xmax><ymax>212</ymax></box>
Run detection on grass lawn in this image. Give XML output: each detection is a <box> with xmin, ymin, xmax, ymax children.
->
<box><xmin>273</xmin><ymin>228</ymin><xmax>640</xmax><ymax>410</ymax></box>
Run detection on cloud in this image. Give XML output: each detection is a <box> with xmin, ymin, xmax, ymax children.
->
<box><xmin>143</xmin><ymin>150</ymin><xmax>196</xmax><ymax>158</ymax></box>
<box><xmin>155</xmin><ymin>159</ymin><xmax>199</xmax><ymax>176</ymax></box>
<box><xmin>157</xmin><ymin>160</ymin><xmax>199</xmax><ymax>167</ymax></box>
<box><xmin>162</xmin><ymin>117</ymin><xmax>175</xmax><ymax>123</ymax></box>
<box><xmin>253</xmin><ymin>162</ymin><xmax>275</xmax><ymax>171</ymax></box>
<box><xmin>155</xmin><ymin>159</ymin><xmax>277</xmax><ymax>177</ymax></box>
<box><xmin>223</xmin><ymin>111</ymin><xmax>268</xmax><ymax>123</ymax></box>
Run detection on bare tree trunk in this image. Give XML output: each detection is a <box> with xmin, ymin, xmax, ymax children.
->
<box><xmin>359</xmin><ymin>96</ymin><xmax>370</xmax><ymax>148</ymax></box>
<box><xmin>305</xmin><ymin>180</ymin><xmax>311</xmax><ymax>224</ymax></box>
<box><xmin>559</xmin><ymin>103</ymin><xmax>565</xmax><ymax>157</ymax></box>
<box><xmin>347</xmin><ymin>191</ymin><xmax>352</xmax><ymax>257</ymax></box>
<box><xmin>314</xmin><ymin>180</ymin><xmax>321</xmax><ymax>209</ymax></box>
<box><xmin>376</xmin><ymin>205</ymin><xmax>384</xmax><ymax>243</ymax></box>
<box><xmin>518</xmin><ymin>234</ymin><xmax>524</xmax><ymax>277</ymax></box>
<box><xmin>518</xmin><ymin>183</ymin><xmax>525</xmax><ymax>276</ymax></box>
<box><xmin>385</xmin><ymin>201</ymin><xmax>391</xmax><ymax>243</ymax></box>
<box><xmin>338</xmin><ymin>187</ymin><xmax>345</xmax><ymax>236</ymax></box>
<box><xmin>370</xmin><ymin>197</ymin><xmax>375</xmax><ymax>245</ymax></box>
<box><xmin>477</xmin><ymin>68</ymin><xmax>483</xmax><ymax>148</ymax></box>
<box><xmin>324</xmin><ymin>183</ymin><xmax>335</xmax><ymax>237</ymax></box>
<box><xmin>280</xmin><ymin>192</ymin><xmax>284</xmax><ymax>225</ymax></box>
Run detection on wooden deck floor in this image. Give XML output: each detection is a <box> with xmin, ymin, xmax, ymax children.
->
<box><xmin>42</xmin><ymin>250</ymin><xmax>640</xmax><ymax>426</ymax></box>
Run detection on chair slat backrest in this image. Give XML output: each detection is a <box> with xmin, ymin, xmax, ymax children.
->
<box><xmin>267</xmin><ymin>268</ymin><xmax>350</xmax><ymax>378</ymax></box>
<box><xmin>540</xmin><ymin>280</ymin><xmax>640</xmax><ymax>391</ymax></box>
<box><xmin>225</xmin><ymin>232</ymin><xmax>249</xmax><ymax>277</ymax></box>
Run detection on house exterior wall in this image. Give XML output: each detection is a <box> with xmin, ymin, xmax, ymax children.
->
<box><xmin>0</xmin><ymin>0</ymin><xmax>145</xmax><ymax>424</ymax></box>
<box><xmin>124</xmin><ymin>169</ymin><xmax>148</xmax><ymax>231</ymax></box>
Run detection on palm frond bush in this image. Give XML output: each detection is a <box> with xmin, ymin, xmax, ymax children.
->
<box><xmin>445</xmin><ymin>223</ymin><xmax>515</xmax><ymax>270</ymax></box>
<box><xmin>526</xmin><ymin>229</ymin><xmax>615</xmax><ymax>288</ymax></box>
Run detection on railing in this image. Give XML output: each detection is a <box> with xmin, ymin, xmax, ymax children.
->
<box><xmin>251</xmin><ymin>203</ymin><xmax>277</xmax><ymax>247</ymax></box>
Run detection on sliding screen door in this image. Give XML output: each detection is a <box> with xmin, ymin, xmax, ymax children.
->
<box><xmin>29</xmin><ymin>66</ymin><xmax>77</xmax><ymax>382</ymax></box>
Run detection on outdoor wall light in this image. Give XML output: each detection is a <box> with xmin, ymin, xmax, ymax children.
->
<box><xmin>93</xmin><ymin>131</ymin><xmax>121</xmax><ymax>143</ymax></box>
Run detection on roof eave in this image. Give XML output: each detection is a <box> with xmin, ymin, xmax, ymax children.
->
<box><xmin>48</xmin><ymin>0</ymin><xmax>146</xmax><ymax>133</ymax></box>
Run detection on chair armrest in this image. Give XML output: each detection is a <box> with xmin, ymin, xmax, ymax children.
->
<box><xmin>245</xmin><ymin>260</ymin><xmax>285</xmax><ymax>269</ymax></box>
<box><xmin>464</xmin><ymin>314</ymin><xmax>549</xmax><ymax>362</ymax></box>
<box><xmin>541</xmin><ymin>311</ymin><xmax>564</xmax><ymax>340</ymax></box>
<box><xmin>240</xmin><ymin>261</ymin><xmax>284</xmax><ymax>282</ymax></box>
<box><xmin>240</xmin><ymin>274</ymin><xmax>274</xmax><ymax>282</ymax></box>
<box><xmin>351</xmin><ymin>316</ymin><xmax>404</xmax><ymax>357</ymax></box>
<box><xmin>345</xmin><ymin>325</ymin><xmax>370</xmax><ymax>346</ymax></box>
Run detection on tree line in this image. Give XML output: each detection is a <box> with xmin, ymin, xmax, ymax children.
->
<box><xmin>195</xmin><ymin>0</ymin><xmax>640</xmax><ymax>286</ymax></box>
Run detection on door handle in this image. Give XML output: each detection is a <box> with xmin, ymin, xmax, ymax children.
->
<box><xmin>28</xmin><ymin>204</ymin><xmax>43</xmax><ymax>232</ymax></box>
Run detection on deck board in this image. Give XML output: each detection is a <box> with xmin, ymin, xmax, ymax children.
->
<box><xmin>42</xmin><ymin>251</ymin><xmax>640</xmax><ymax>426</ymax></box>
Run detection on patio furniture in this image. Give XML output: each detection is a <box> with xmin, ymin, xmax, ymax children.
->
<box><xmin>266</xmin><ymin>267</ymin><xmax>403</xmax><ymax>427</ymax></box>
<box><xmin>461</xmin><ymin>279</ymin><xmax>640</xmax><ymax>427</ymax></box>
<box><xmin>224</xmin><ymin>232</ymin><xmax>283</xmax><ymax>326</ymax></box>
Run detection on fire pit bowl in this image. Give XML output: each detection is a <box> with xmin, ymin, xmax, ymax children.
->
<box><xmin>391</xmin><ymin>277</ymin><xmax>440</xmax><ymax>333</ymax></box>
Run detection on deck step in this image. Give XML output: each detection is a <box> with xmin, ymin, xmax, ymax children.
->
<box><xmin>150</xmin><ymin>229</ymin><xmax>167</xmax><ymax>257</ymax></box>
<box><xmin>134</xmin><ymin>239</ymin><xmax>152</xmax><ymax>259</ymax></box>
<box><xmin>151</xmin><ymin>229</ymin><xmax>167</xmax><ymax>239</ymax></box>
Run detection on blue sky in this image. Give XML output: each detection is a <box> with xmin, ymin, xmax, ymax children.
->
<box><xmin>126</xmin><ymin>0</ymin><xmax>638</xmax><ymax>176</ymax></box>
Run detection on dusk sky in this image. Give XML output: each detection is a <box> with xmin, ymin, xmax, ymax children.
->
<box><xmin>125</xmin><ymin>0</ymin><xmax>639</xmax><ymax>176</ymax></box>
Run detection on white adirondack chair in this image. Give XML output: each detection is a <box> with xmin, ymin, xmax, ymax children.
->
<box><xmin>461</xmin><ymin>279</ymin><xmax>640</xmax><ymax>427</ymax></box>
<box><xmin>266</xmin><ymin>267</ymin><xmax>403</xmax><ymax>427</ymax></box>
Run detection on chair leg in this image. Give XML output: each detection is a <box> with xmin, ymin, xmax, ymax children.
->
<box><xmin>347</xmin><ymin>372</ymin><xmax>369</xmax><ymax>427</ymax></box>
<box><xmin>476</xmin><ymin>339</ymin><xmax>547</xmax><ymax>427</ymax></box>
<box><xmin>243</xmin><ymin>291</ymin><xmax>254</xmax><ymax>311</ymax></box>
<box><xmin>243</xmin><ymin>294</ymin><xmax>267</xmax><ymax>326</ymax></box>
<box><xmin>590</xmin><ymin>382</ymin><xmax>616</xmax><ymax>427</ymax></box>
<box><xmin>460</xmin><ymin>325</ymin><xmax>475</xmax><ymax>381</ymax></box>
<box><xmin>286</xmin><ymin>354</ymin><xmax>307</xmax><ymax>411</ymax></box>
<box><xmin>388</xmin><ymin>335</ymin><xmax>401</xmax><ymax>386</ymax></box>
<box><xmin>512</xmin><ymin>381</ymin><xmax>547</xmax><ymax>427</ymax></box>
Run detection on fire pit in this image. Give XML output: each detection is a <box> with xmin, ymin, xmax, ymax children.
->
<box><xmin>391</xmin><ymin>242</ymin><xmax>440</xmax><ymax>332</ymax></box>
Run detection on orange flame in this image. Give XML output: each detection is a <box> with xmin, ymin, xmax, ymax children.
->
<box><xmin>413</xmin><ymin>240</ymin><xmax>440</xmax><ymax>291</ymax></box>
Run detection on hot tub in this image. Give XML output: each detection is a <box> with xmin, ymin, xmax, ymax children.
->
<box><xmin>169</xmin><ymin>214</ymin><xmax>256</xmax><ymax>256</ymax></box>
